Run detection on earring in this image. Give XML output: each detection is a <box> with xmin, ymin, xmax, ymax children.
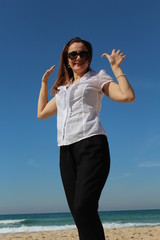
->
<box><xmin>68</xmin><ymin>64</ymin><xmax>71</xmax><ymax>68</ymax></box>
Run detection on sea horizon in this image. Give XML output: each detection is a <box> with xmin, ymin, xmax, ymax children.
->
<box><xmin>1</xmin><ymin>207</ymin><xmax>160</xmax><ymax>216</ymax></box>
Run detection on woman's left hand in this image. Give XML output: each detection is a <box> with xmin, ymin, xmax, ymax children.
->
<box><xmin>102</xmin><ymin>49</ymin><xmax>126</xmax><ymax>67</ymax></box>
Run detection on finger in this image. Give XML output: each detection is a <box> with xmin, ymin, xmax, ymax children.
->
<box><xmin>48</xmin><ymin>65</ymin><xmax>55</xmax><ymax>76</ymax></box>
<box><xmin>122</xmin><ymin>55</ymin><xmax>127</xmax><ymax>59</ymax></box>
<box><xmin>50</xmin><ymin>65</ymin><xmax>55</xmax><ymax>71</ymax></box>
<box><xmin>101</xmin><ymin>53</ymin><xmax>109</xmax><ymax>58</ymax></box>
<box><xmin>112</xmin><ymin>49</ymin><xmax>116</xmax><ymax>54</ymax></box>
<box><xmin>120</xmin><ymin>53</ymin><xmax>124</xmax><ymax>56</ymax></box>
<box><xmin>116</xmin><ymin>49</ymin><xmax>121</xmax><ymax>54</ymax></box>
<box><xmin>45</xmin><ymin>65</ymin><xmax>55</xmax><ymax>78</ymax></box>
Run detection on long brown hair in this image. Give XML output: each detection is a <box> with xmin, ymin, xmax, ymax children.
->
<box><xmin>51</xmin><ymin>37</ymin><xmax>93</xmax><ymax>94</ymax></box>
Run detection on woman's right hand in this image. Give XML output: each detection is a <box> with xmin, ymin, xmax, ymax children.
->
<box><xmin>42</xmin><ymin>65</ymin><xmax>55</xmax><ymax>83</ymax></box>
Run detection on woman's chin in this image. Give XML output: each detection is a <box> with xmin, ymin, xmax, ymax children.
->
<box><xmin>74</xmin><ymin>68</ymin><xmax>88</xmax><ymax>76</ymax></box>
<box><xmin>73</xmin><ymin>65</ymin><xmax>88</xmax><ymax>73</ymax></box>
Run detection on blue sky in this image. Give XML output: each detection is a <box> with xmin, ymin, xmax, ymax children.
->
<box><xmin>0</xmin><ymin>0</ymin><xmax>160</xmax><ymax>214</ymax></box>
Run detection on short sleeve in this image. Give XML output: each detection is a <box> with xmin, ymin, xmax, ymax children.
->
<box><xmin>97</xmin><ymin>69</ymin><xmax>113</xmax><ymax>91</ymax></box>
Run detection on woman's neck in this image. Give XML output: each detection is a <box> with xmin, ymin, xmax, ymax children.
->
<box><xmin>73</xmin><ymin>70</ymin><xmax>88</xmax><ymax>82</ymax></box>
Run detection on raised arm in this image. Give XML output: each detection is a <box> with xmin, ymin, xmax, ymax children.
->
<box><xmin>102</xmin><ymin>49</ymin><xmax>135</xmax><ymax>102</ymax></box>
<box><xmin>37</xmin><ymin>65</ymin><xmax>57</xmax><ymax>119</ymax></box>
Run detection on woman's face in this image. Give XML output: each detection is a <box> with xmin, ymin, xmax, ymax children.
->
<box><xmin>67</xmin><ymin>42</ymin><xmax>90</xmax><ymax>77</ymax></box>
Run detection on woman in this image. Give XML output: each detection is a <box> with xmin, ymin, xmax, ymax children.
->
<box><xmin>37</xmin><ymin>37</ymin><xmax>135</xmax><ymax>240</ymax></box>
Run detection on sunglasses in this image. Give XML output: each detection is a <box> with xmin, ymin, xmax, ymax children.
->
<box><xmin>68</xmin><ymin>51</ymin><xmax>89</xmax><ymax>60</ymax></box>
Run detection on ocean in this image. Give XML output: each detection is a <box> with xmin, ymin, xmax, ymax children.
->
<box><xmin>0</xmin><ymin>209</ymin><xmax>160</xmax><ymax>234</ymax></box>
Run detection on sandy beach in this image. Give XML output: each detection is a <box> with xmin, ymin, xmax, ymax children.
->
<box><xmin>0</xmin><ymin>227</ymin><xmax>159</xmax><ymax>240</ymax></box>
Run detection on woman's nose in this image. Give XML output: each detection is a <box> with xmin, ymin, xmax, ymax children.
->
<box><xmin>76</xmin><ymin>55</ymin><xmax>81</xmax><ymax>60</ymax></box>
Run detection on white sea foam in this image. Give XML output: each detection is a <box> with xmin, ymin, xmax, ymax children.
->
<box><xmin>103</xmin><ymin>222</ymin><xmax>160</xmax><ymax>229</ymax></box>
<box><xmin>0</xmin><ymin>224</ymin><xmax>76</xmax><ymax>234</ymax></box>
<box><xmin>0</xmin><ymin>222</ymin><xmax>160</xmax><ymax>234</ymax></box>
<box><xmin>0</xmin><ymin>219</ymin><xmax>26</xmax><ymax>225</ymax></box>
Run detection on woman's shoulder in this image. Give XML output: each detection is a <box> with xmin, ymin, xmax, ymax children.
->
<box><xmin>89</xmin><ymin>69</ymin><xmax>111</xmax><ymax>79</ymax></box>
<box><xmin>89</xmin><ymin>69</ymin><xmax>113</xmax><ymax>90</ymax></box>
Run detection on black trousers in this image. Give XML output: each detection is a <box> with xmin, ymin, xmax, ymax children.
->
<box><xmin>60</xmin><ymin>135</ymin><xmax>110</xmax><ymax>240</ymax></box>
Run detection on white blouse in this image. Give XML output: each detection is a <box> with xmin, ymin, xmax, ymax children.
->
<box><xmin>56</xmin><ymin>69</ymin><xmax>113</xmax><ymax>146</ymax></box>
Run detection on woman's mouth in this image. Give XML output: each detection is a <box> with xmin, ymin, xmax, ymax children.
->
<box><xmin>74</xmin><ymin>62</ymin><xmax>84</xmax><ymax>66</ymax></box>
